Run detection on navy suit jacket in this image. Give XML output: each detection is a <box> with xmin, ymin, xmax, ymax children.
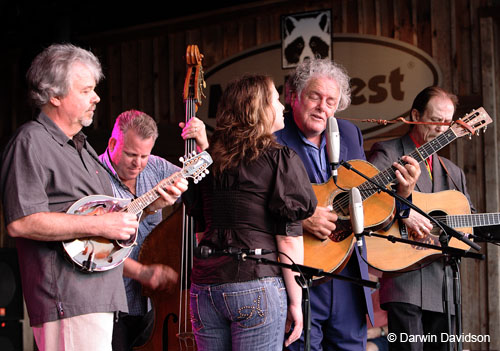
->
<box><xmin>275</xmin><ymin>114</ymin><xmax>374</xmax><ymax>324</ymax></box>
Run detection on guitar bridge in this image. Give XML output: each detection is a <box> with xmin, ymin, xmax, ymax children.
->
<box><xmin>400</xmin><ymin>221</ymin><xmax>408</xmax><ymax>240</ymax></box>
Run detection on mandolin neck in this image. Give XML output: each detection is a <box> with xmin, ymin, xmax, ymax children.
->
<box><xmin>124</xmin><ymin>172</ymin><xmax>183</xmax><ymax>215</ymax></box>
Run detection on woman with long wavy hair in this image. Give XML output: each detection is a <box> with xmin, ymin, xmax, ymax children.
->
<box><xmin>183</xmin><ymin>74</ymin><xmax>317</xmax><ymax>350</ymax></box>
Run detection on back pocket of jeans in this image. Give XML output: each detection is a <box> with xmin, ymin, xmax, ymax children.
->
<box><xmin>223</xmin><ymin>287</ymin><xmax>267</xmax><ymax>329</ymax></box>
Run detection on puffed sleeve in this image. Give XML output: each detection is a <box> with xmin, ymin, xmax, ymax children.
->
<box><xmin>268</xmin><ymin>147</ymin><xmax>317</xmax><ymax>236</ymax></box>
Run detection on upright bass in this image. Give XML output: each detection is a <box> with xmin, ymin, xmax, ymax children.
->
<box><xmin>135</xmin><ymin>44</ymin><xmax>205</xmax><ymax>351</ymax></box>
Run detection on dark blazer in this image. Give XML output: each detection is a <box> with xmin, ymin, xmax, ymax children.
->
<box><xmin>276</xmin><ymin>115</ymin><xmax>374</xmax><ymax>324</ymax></box>
<box><xmin>368</xmin><ymin>133</ymin><xmax>473</xmax><ymax>313</ymax></box>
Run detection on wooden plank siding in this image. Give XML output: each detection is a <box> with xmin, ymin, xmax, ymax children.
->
<box><xmin>2</xmin><ymin>1</ymin><xmax>499</xmax><ymax>349</ymax></box>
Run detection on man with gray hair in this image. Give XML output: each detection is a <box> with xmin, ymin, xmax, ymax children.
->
<box><xmin>275</xmin><ymin>58</ymin><xmax>420</xmax><ymax>350</ymax></box>
<box><xmin>1</xmin><ymin>44</ymin><xmax>142</xmax><ymax>350</ymax></box>
<box><xmin>99</xmin><ymin>109</ymin><xmax>207</xmax><ymax>349</ymax></box>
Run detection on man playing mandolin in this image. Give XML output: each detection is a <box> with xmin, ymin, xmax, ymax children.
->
<box><xmin>99</xmin><ymin>109</ymin><xmax>208</xmax><ymax>350</ymax></box>
<box><xmin>1</xmin><ymin>44</ymin><xmax>141</xmax><ymax>351</ymax></box>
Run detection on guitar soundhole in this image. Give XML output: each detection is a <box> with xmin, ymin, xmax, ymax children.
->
<box><xmin>427</xmin><ymin>210</ymin><xmax>447</xmax><ymax>237</ymax></box>
<box><xmin>327</xmin><ymin>191</ymin><xmax>353</xmax><ymax>243</ymax></box>
<box><xmin>329</xmin><ymin>191</ymin><xmax>350</xmax><ymax>218</ymax></box>
<box><xmin>411</xmin><ymin>210</ymin><xmax>447</xmax><ymax>249</ymax></box>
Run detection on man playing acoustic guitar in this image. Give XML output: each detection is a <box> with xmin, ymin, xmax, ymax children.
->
<box><xmin>369</xmin><ymin>86</ymin><xmax>474</xmax><ymax>351</ymax></box>
<box><xmin>275</xmin><ymin>58</ymin><xmax>421</xmax><ymax>351</ymax></box>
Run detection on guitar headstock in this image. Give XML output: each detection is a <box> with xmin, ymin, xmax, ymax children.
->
<box><xmin>180</xmin><ymin>150</ymin><xmax>213</xmax><ymax>184</ymax></box>
<box><xmin>450</xmin><ymin>107</ymin><xmax>492</xmax><ymax>139</ymax></box>
<box><xmin>183</xmin><ymin>44</ymin><xmax>206</xmax><ymax>109</ymax></box>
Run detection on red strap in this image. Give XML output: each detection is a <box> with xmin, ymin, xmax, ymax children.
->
<box><xmin>453</xmin><ymin>119</ymin><xmax>475</xmax><ymax>134</ymax></box>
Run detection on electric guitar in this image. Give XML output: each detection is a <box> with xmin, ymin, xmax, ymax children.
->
<box><xmin>304</xmin><ymin>107</ymin><xmax>492</xmax><ymax>277</ymax></box>
<box><xmin>366</xmin><ymin>190</ymin><xmax>498</xmax><ymax>272</ymax></box>
<box><xmin>62</xmin><ymin>151</ymin><xmax>212</xmax><ymax>272</ymax></box>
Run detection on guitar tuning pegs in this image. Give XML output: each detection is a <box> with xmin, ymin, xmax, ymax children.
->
<box><xmin>468</xmin><ymin>133</ymin><xmax>472</xmax><ymax>140</ymax></box>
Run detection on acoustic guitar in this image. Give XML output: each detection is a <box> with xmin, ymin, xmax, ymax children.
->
<box><xmin>62</xmin><ymin>150</ymin><xmax>212</xmax><ymax>272</ymax></box>
<box><xmin>303</xmin><ymin>107</ymin><xmax>492</xmax><ymax>277</ymax></box>
<box><xmin>365</xmin><ymin>190</ymin><xmax>499</xmax><ymax>272</ymax></box>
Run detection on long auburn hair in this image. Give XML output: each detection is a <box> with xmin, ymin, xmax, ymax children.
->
<box><xmin>209</xmin><ymin>74</ymin><xmax>280</xmax><ymax>175</ymax></box>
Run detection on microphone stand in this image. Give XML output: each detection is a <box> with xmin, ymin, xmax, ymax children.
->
<box><xmin>231</xmin><ymin>252</ymin><xmax>379</xmax><ymax>351</ymax></box>
<box><xmin>340</xmin><ymin>160</ymin><xmax>483</xmax><ymax>351</ymax></box>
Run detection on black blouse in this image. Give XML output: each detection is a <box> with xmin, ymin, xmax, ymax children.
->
<box><xmin>183</xmin><ymin>145</ymin><xmax>317</xmax><ymax>284</ymax></box>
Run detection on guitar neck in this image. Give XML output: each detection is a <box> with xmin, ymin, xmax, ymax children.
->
<box><xmin>447</xmin><ymin>213</ymin><xmax>500</xmax><ymax>228</ymax></box>
<box><xmin>359</xmin><ymin>128</ymin><xmax>458</xmax><ymax>200</ymax></box>
<box><xmin>125</xmin><ymin>172</ymin><xmax>183</xmax><ymax>215</ymax></box>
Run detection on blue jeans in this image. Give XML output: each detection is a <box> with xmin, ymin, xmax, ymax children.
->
<box><xmin>190</xmin><ymin>277</ymin><xmax>287</xmax><ymax>351</ymax></box>
<box><xmin>288</xmin><ymin>255</ymin><xmax>367</xmax><ymax>351</ymax></box>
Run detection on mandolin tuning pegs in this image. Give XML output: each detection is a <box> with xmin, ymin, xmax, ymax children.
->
<box><xmin>179</xmin><ymin>157</ymin><xmax>185</xmax><ymax>163</ymax></box>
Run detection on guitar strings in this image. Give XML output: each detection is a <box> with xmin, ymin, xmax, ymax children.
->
<box><xmin>330</xmin><ymin>128</ymin><xmax>457</xmax><ymax>215</ymax></box>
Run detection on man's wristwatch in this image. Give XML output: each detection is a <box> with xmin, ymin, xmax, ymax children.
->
<box><xmin>380</xmin><ymin>327</ymin><xmax>386</xmax><ymax>337</ymax></box>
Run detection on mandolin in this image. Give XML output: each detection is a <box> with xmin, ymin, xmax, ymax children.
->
<box><xmin>62</xmin><ymin>151</ymin><xmax>212</xmax><ymax>272</ymax></box>
<box><xmin>303</xmin><ymin>107</ymin><xmax>492</xmax><ymax>277</ymax></box>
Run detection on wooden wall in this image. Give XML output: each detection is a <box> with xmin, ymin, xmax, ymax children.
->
<box><xmin>2</xmin><ymin>0</ymin><xmax>500</xmax><ymax>349</ymax></box>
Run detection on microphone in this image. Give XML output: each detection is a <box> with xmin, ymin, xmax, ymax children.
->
<box><xmin>194</xmin><ymin>246</ymin><xmax>274</xmax><ymax>259</ymax></box>
<box><xmin>349</xmin><ymin>187</ymin><xmax>365</xmax><ymax>253</ymax></box>
<box><xmin>326</xmin><ymin>116</ymin><xmax>340</xmax><ymax>183</ymax></box>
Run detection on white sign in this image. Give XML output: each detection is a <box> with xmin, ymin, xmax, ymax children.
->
<box><xmin>197</xmin><ymin>34</ymin><xmax>441</xmax><ymax>138</ymax></box>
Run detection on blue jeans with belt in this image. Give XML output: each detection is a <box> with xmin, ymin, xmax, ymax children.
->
<box><xmin>190</xmin><ymin>277</ymin><xmax>287</xmax><ymax>351</ymax></box>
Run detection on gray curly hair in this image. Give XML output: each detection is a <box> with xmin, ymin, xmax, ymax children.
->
<box><xmin>26</xmin><ymin>43</ymin><xmax>103</xmax><ymax>108</ymax></box>
<box><xmin>286</xmin><ymin>58</ymin><xmax>351</xmax><ymax>112</ymax></box>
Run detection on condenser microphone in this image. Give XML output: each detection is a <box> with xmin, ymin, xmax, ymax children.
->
<box><xmin>194</xmin><ymin>246</ymin><xmax>274</xmax><ymax>259</ymax></box>
<box><xmin>326</xmin><ymin>116</ymin><xmax>340</xmax><ymax>183</ymax></box>
<box><xmin>349</xmin><ymin>187</ymin><xmax>365</xmax><ymax>253</ymax></box>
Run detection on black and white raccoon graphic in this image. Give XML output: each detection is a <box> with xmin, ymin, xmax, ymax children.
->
<box><xmin>282</xmin><ymin>11</ymin><xmax>331</xmax><ymax>67</ymax></box>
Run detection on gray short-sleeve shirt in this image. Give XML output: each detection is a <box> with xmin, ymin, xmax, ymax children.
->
<box><xmin>1</xmin><ymin>112</ymin><xmax>128</xmax><ymax>325</ymax></box>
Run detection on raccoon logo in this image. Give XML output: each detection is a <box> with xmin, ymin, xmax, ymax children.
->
<box><xmin>282</xmin><ymin>11</ymin><xmax>331</xmax><ymax>68</ymax></box>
